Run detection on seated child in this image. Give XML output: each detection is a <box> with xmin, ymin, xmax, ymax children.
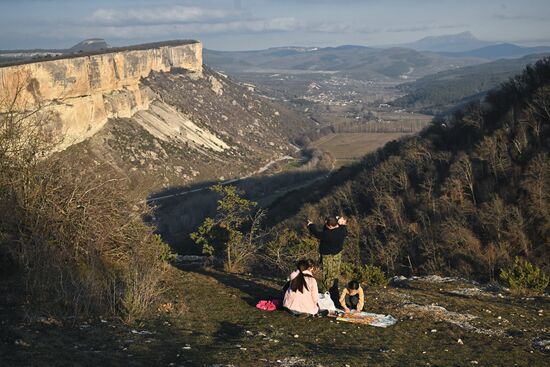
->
<box><xmin>339</xmin><ymin>280</ymin><xmax>364</xmax><ymax>312</ymax></box>
<box><xmin>283</xmin><ymin>259</ymin><xmax>319</xmax><ymax>316</ymax></box>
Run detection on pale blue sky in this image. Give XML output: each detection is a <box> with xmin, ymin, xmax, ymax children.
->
<box><xmin>0</xmin><ymin>0</ymin><xmax>549</xmax><ymax>50</ymax></box>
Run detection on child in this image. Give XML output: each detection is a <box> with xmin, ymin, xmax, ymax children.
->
<box><xmin>283</xmin><ymin>259</ymin><xmax>319</xmax><ymax>316</ymax></box>
<box><xmin>339</xmin><ymin>280</ymin><xmax>364</xmax><ymax>313</ymax></box>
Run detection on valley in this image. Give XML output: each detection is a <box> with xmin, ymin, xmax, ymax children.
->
<box><xmin>1</xmin><ymin>27</ymin><xmax>550</xmax><ymax>367</ymax></box>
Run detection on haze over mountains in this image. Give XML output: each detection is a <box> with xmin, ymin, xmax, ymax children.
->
<box><xmin>204</xmin><ymin>45</ymin><xmax>482</xmax><ymax>81</ymax></box>
<box><xmin>204</xmin><ymin>32</ymin><xmax>550</xmax><ymax>79</ymax></box>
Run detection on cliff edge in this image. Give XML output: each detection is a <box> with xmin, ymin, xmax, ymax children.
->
<box><xmin>0</xmin><ymin>40</ymin><xmax>202</xmax><ymax>149</ymax></box>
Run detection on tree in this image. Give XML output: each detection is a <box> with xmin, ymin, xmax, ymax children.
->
<box><xmin>191</xmin><ymin>185</ymin><xmax>265</xmax><ymax>273</ymax></box>
<box><xmin>450</xmin><ymin>153</ymin><xmax>477</xmax><ymax>205</ymax></box>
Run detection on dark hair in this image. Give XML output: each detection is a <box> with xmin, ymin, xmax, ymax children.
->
<box><xmin>348</xmin><ymin>280</ymin><xmax>360</xmax><ymax>290</ymax></box>
<box><xmin>325</xmin><ymin>216</ymin><xmax>338</xmax><ymax>227</ymax></box>
<box><xmin>290</xmin><ymin>259</ymin><xmax>316</xmax><ymax>293</ymax></box>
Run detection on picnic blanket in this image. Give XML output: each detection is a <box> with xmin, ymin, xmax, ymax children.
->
<box><xmin>332</xmin><ymin>311</ymin><xmax>397</xmax><ymax>327</ymax></box>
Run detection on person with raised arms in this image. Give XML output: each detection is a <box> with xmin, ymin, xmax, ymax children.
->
<box><xmin>307</xmin><ymin>215</ymin><xmax>348</xmax><ymax>303</ymax></box>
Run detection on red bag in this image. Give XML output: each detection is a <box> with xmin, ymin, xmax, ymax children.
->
<box><xmin>256</xmin><ymin>299</ymin><xmax>280</xmax><ymax>311</ymax></box>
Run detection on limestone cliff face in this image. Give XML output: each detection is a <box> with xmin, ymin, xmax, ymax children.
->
<box><xmin>0</xmin><ymin>41</ymin><xmax>202</xmax><ymax>148</ymax></box>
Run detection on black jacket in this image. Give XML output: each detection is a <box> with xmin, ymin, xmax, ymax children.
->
<box><xmin>308</xmin><ymin>224</ymin><xmax>347</xmax><ymax>255</ymax></box>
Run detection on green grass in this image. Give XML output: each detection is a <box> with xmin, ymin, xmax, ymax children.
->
<box><xmin>1</xmin><ymin>267</ymin><xmax>548</xmax><ymax>366</ymax></box>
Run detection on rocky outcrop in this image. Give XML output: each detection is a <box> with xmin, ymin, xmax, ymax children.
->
<box><xmin>0</xmin><ymin>41</ymin><xmax>202</xmax><ymax>149</ymax></box>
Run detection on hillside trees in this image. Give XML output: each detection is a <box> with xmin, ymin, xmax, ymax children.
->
<box><xmin>271</xmin><ymin>57</ymin><xmax>550</xmax><ymax>282</ymax></box>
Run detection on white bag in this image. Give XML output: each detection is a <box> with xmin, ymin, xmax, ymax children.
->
<box><xmin>318</xmin><ymin>292</ymin><xmax>337</xmax><ymax>312</ymax></box>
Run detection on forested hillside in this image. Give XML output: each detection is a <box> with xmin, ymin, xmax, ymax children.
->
<box><xmin>393</xmin><ymin>53</ymin><xmax>549</xmax><ymax>115</ymax></box>
<box><xmin>271</xmin><ymin>57</ymin><xmax>550</xmax><ymax>282</ymax></box>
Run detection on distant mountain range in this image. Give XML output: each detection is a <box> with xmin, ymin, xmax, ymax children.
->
<box><xmin>204</xmin><ymin>45</ymin><xmax>483</xmax><ymax>80</ymax></box>
<box><xmin>442</xmin><ymin>43</ymin><xmax>550</xmax><ymax>60</ymax></box>
<box><xmin>69</xmin><ymin>38</ymin><xmax>110</xmax><ymax>53</ymax></box>
<box><xmin>395</xmin><ymin>32</ymin><xmax>550</xmax><ymax>59</ymax></box>
<box><xmin>204</xmin><ymin>32</ymin><xmax>550</xmax><ymax>81</ymax></box>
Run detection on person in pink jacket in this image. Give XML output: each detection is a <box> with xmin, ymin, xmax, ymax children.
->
<box><xmin>283</xmin><ymin>259</ymin><xmax>319</xmax><ymax>316</ymax></box>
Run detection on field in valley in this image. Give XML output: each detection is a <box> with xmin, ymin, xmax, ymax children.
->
<box><xmin>311</xmin><ymin>132</ymin><xmax>412</xmax><ymax>167</ymax></box>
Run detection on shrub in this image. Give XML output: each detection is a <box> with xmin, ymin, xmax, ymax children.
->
<box><xmin>499</xmin><ymin>257</ymin><xmax>549</xmax><ymax>294</ymax></box>
<box><xmin>342</xmin><ymin>262</ymin><xmax>388</xmax><ymax>287</ymax></box>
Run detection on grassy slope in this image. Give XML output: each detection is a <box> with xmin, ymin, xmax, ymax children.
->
<box><xmin>1</xmin><ymin>266</ymin><xmax>548</xmax><ymax>366</ymax></box>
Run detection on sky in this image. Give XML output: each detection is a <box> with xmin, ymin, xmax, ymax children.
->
<box><xmin>1</xmin><ymin>0</ymin><xmax>549</xmax><ymax>50</ymax></box>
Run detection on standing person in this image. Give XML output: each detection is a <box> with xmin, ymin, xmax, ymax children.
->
<box><xmin>283</xmin><ymin>259</ymin><xmax>319</xmax><ymax>316</ymax></box>
<box><xmin>307</xmin><ymin>216</ymin><xmax>348</xmax><ymax>303</ymax></box>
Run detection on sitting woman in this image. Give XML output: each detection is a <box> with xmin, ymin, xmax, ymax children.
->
<box><xmin>283</xmin><ymin>259</ymin><xmax>319</xmax><ymax>316</ymax></box>
<box><xmin>339</xmin><ymin>280</ymin><xmax>365</xmax><ymax>313</ymax></box>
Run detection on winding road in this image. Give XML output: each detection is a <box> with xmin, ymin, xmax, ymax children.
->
<box><xmin>146</xmin><ymin>155</ymin><xmax>294</xmax><ymax>203</ymax></box>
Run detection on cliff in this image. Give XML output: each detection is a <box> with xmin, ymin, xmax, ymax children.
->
<box><xmin>0</xmin><ymin>41</ymin><xmax>202</xmax><ymax>149</ymax></box>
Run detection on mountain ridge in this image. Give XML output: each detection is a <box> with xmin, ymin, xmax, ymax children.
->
<box><xmin>442</xmin><ymin>43</ymin><xmax>550</xmax><ymax>60</ymax></box>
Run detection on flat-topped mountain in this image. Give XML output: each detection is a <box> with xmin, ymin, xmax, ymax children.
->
<box><xmin>0</xmin><ymin>40</ymin><xmax>203</xmax><ymax>149</ymax></box>
<box><xmin>398</xmin><ymin>31</ymin><xmax>495</xmax><ymax>52</ymax></box>
<box><xmin>1</xmin><ymin>40</ymin><xmax>313</xmax><ymax>194</ymax></box>
<box><xmin>69</xmin><ymin>38</ymin><xmax>110</xmax><ymax>53</ymax></box>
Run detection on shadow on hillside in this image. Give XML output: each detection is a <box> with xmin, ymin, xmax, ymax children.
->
<box><xmin>146</xmin><ymin>169</ymin><xmax>336</xmax><ymax>254</ymax></box>
<box><xmin>179</xmin><ymin>265</ymin><xmax>283</xmax><ymax>307</ymax></box>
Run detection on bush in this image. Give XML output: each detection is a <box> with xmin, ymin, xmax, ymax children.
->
<box><xmin>264</xmin><ymin>229</ymin><xmax>318</xmax><ymax>275</ymax></box>
<box><xmin>499</xmin><ymin>257</ymin><xmax>549</xmax><ymax>294</ymax></box>
<box><xmin>342</xmin><ymin>262</ymin><xmax>388</xmax><ymax>287</ymax></box>
<box><xmin>1</xmin><ymin>161</ymin><xmax>175</xmax><ymax>320</ymax></box>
